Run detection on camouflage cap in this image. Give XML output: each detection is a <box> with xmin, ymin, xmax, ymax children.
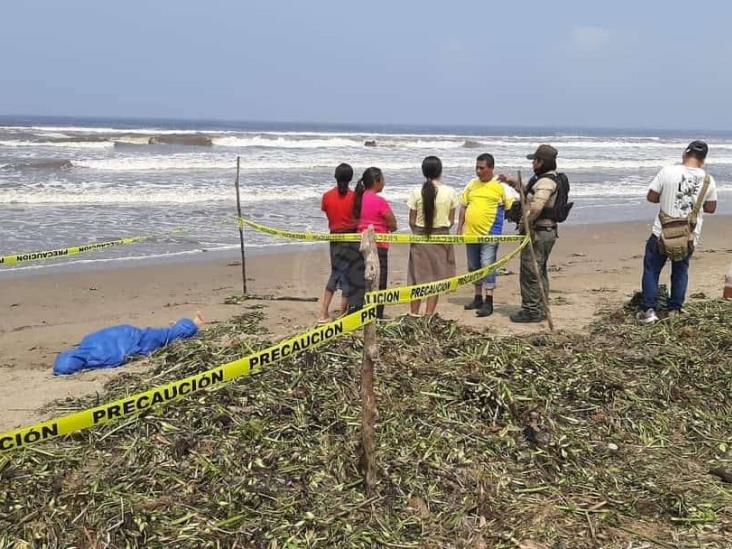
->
<box><xmin>526</xmin><ymin>144</ymin><xmax>558</xmax><ymax>161</ymax></box>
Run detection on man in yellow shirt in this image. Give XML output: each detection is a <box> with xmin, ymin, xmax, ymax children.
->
<box><xmin>456</xmin><ymin>153</ymin><xmax>514</xmax><ymax>317</ymax></box>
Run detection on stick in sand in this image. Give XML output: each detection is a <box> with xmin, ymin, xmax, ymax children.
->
<box><xmin>234</xmin><ymin>156</ymin><xmax>248</xmax><ymax>295</ymax></box>
<box><xmin>517</xmin><ymin>170</ymin><xmax>555</xmax><ymax>331</ymax></box>
<box><xmin>358</xmin><ymin>225</ymin><xmax>378</xmax><ymax>493</ymax></box>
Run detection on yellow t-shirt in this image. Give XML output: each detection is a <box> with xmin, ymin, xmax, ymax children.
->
<box><xmin>460</xmin><ymin>178</ymin><xmax>514</xmax><ymax>236</ymax></box>
<box><xmin>407</xmin><ymin>183</ymin><xmax>459</xmax><ymax>228</ymax></box>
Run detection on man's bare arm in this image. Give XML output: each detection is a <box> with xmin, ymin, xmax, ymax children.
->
<box><xmin>457</xmin><ymin>205</ymin><xmax>466</xmax><ymax>233</ymax></box>
<box><xmin>647</xmin><ymin>190</ymin><xmax>661</xmax><ymax>203</ymax></box>
<box><xmin>703</xmin><ymin>200</ymin><xmax>717</xmax><ymax>214</ymax></box>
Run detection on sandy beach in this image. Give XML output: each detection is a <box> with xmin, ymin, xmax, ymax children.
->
<box><xmin>1</xmin><ymin>216</ymin><xmax>730</xmax><ymax>432</ymax></box>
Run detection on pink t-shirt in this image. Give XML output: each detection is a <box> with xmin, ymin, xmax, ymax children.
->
<box><xmin>357</xmin><ymin>191</ymin><xmax>393</xmax><ymax>249</ymax></box>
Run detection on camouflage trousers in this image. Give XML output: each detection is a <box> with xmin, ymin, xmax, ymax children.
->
<box><xmin>519</xmin><ymin>228</ymin><xmax>557</xmax><ymax>315</ymax></box>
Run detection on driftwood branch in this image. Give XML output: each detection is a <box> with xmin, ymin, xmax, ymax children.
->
<box><xmin>358</xmin><ymin>225</ymin><xmax>379</xmax><ymax>493</ymax></box>
<box><xmin>234</xmin><ymin>156</ymin><xmax>247</xmax><ymax>295</ymax></box>
<box><xmin>248</xmin><ymin>295</ymin><xmax>318</xmax><ymax>302</ymax></box>
<box><xmin>223</xmin><ymin>294</ymin><xmax>318</xmax><ymax>304</ymax></box>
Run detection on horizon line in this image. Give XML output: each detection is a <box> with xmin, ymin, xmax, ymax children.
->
<box><xmin>0</xmin><ymin>113</ymin><xmax>729</xmax><ymax>137</ymax></box>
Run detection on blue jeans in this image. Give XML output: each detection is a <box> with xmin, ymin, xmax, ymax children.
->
<box><xmin>466</xmin><ymin>243</ymin><xmax>498</xmax><ymax>289</ymax></box>
<box><xmin>641</xmin><ymin>234</ymin><xmax>690</xmax><ymax>311</ymax></box>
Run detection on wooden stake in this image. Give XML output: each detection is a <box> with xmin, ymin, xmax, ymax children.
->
<box><xmin>358</xmin><ymin>225</ymin><xmax>379</xmax><ymax>493</ymax></box>
<box><xmin>517</xmin><ymin>170</ymin><xmax>555</xmax><ymax>331</ymax></box>
<box><xmin>234</xmin><ymin>156</ymin><xmax>247</xmax><ymax>295</ymax></box>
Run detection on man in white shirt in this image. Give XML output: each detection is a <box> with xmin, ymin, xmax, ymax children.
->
<box><xmin>638</xmin><ymin>140</ymin><xmax>718</xmax><ymax>323</ymax></box>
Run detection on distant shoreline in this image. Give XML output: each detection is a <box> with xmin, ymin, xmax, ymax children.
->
<box><xmin>3</xmin><ymin>114</ymin><xmax>732</xmax><ymax>139</ymax></box>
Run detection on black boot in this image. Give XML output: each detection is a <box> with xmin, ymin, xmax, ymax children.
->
<box><xmin>509</xmin><ymin>309</ymin><xmax>545</xmax><ymax>323</ymax></box>
<box><xmin>476</xmin><ymin>295</ymin><xmax>494</xmax><ymax>317</ymax></box>
<box><xmin>464</xmin><ymin>295</ymin><xmax>483</xmax><ymax>310</ymax></box>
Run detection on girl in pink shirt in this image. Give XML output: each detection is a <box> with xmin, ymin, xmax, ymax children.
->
<box><xmin>352</xmin><ymin>167</ymin><xmax>397</xmax><ymax>317</ymax></box>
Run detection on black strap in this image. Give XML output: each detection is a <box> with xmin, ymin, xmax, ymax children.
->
<box><xmin>526</xmin><ymin>172</ymin><xmax>557</xmax><ymax>196</ymax></box>
<box><xmin>527</xmin><ymin>173</ymin><xmax>559</xmax><ymax>221</ymax></box>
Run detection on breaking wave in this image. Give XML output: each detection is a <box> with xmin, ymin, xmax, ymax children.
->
<box><xmin>1</xmin><ymin>159</ymin><xmax>74</xmax><ymax>171</ymax></box>
<box><xmin>0</xmin><ymin>139</ymin><xmax>114</xmax><ymax>149</ymax></box>
<box><xmin>3</xmin><ymin>176</ymin><xmax>708</xmax><ymax>206</ymax></box>
<box><xmin>71</xmin><ymin>155</ymin><xmax>732</xmax><ymax>172</ymax></box>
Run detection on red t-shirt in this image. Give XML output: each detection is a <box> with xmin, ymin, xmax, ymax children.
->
<box><xmin>321</xmin><ymin>187</ymin><xmax>356</xmax><ymax>233</ymax></box>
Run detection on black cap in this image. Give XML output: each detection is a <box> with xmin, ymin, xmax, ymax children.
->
<box><xmin>527</xmin><ymin>144</ymin><xmax>558</xmax><ymax>161</ymax></box>
<box><xmin>684</xmin><ymin>140</ymin><xmax>708</xmax><ymax>159</ymax></box>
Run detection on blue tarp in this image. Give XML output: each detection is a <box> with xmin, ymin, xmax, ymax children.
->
<box><xmin>53</xmin><ymin>318</ymin><xmax>199</xmax><ymax>375</ymax></box>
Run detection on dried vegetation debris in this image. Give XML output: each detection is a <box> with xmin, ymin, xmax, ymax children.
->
<box><xmin>1</xmin><ymin>302</ymin><xmax>731</xmax><ymax>548</ymax></box>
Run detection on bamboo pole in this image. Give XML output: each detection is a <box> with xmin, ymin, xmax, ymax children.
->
<box><xmin>234</xmin><ymin>156</ymin><xmax>247</xmax><ymax>295</ymax></box>
<box><xmin>358</xmin><ymin>225</ymin><xmax>379</xmax><ymax>493</ymax></box>
<box><xmin>517</xmin><ymin>170</ymin><xmax>555</xmax><ymax>331</ymax></box>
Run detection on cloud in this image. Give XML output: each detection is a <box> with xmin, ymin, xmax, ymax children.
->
<box><xmin>569</xmin><ymin>26</ymin><xmax>612</xmax><ymax>53</ymax></box>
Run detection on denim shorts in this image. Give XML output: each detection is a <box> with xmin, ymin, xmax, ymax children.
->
<box><xmin>325</xmin><ymin>241</ymin><xmax>362</xmax><ymax>297</ymax></box>
<box><xmin>466</xmin><ymin>243</ymin><xmax>498</xmax><ymax>289</ymax></box>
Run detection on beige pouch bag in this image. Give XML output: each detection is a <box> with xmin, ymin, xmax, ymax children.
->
<box><xmin>657</xmin><ymin>175</ymin><xmax>710</xmax><ymax>261</ymax></box>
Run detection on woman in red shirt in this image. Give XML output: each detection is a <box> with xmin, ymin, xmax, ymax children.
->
<box><xmin>319</xmin><ymin>163</ymin><xmax>359</xmax><ymax>322</ymax></box>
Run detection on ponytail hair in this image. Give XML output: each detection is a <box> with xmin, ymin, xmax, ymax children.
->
<box><xmin>334</xmin><ymin>163</ymin><xmax>353</xmax><ymax>196</ymax></box>
<box><xmin>421</xmin><ymin>156</ymin><xmax>442</xmax><ymax>236</ymax></box>
<box><xmin>352</xmin><ymin>166</ymin><xmax>383</xmax><ymax>219</ymax></box>
<box><xmin>353</xmin><ymin>179</ymin><xmax>365</xmax><ymax>219</ymax></box>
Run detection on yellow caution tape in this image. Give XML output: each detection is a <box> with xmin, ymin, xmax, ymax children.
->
<box><xmin>366</xmin><ymin>235</ymin><xmax>530</xmax><ymax>305</ymax></box>
<box><xmin>0</xmin><ymin>306</ymin><xmax>379</xmax><ymax>453</ymax></box>
<box><xmin>239</xmin><ymin>217</ymin><xmax>525</xmax><ymax>245</ymax></box>
<box><xmin>0</xmin><ymin>219</ymin><xmax>530</xmax><ymax>452</ymax></box>
<box><xmin>0</xmin><ymin>236</ymin><xmax>149</xmax><ymax>266</ymax></box>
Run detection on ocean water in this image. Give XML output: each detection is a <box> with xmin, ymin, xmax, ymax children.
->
<box><xmin>0</xmin><ymin>116</ymin><xmax>729</xmax><ymax>272</ymax></box>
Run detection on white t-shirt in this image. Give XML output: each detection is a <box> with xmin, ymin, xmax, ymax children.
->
<box><xmin>649</xmin><ymin>164</ymin><xmax>718</xmax><ymax>243</ymax></box>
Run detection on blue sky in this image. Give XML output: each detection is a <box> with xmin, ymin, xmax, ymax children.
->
<box><xmin>2</xmin><ymin>0</ymin><xmax>730</xmax><ymax>129</ymax></box>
